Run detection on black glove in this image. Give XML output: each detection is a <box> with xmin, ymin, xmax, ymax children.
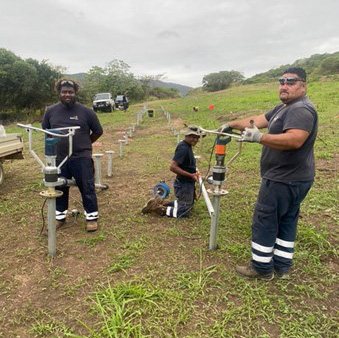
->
<box><xmin>218</xmin><ymin>123</ymin><xmax>233</xmax><ymax>133</ymax></box>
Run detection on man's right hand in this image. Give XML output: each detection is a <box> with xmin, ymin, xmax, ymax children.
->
<box><xmin>218</xmin><ymin>123</ymin><xmax>233</xmax><ymax>133</ymax></box>
<box><xmin>191</xmin><ymin>172</ymin><xmax>200</xmax><ymax>182</ymax></box>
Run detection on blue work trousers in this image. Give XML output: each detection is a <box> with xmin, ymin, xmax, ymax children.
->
<box><xmin>56</xmin><ymin>157</ymin><xmax>98</xmax><ymax>222</ymax></box>
<box><xmin>166</xmin><ymin>179</ymin><xmax>195</xmax><ymax>218</ymax></box>
<box><xmin>251</xmin><ymin>178</ymin><xmax>313</xmax><ymax>274</ymax></box>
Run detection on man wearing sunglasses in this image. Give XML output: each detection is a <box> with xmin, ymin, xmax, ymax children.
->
<box><xmin>42</xmin><ymin>79</ymin><xmax>103</xmax><ymax>232</ymax></box>
<box><xmin>219</xmin><ymin>67</ymin><xmax>318</xmax><ymax>280</ymax></box>
<box><xmin>142</xmin><ymin>125</ymin><xmax>203</xmax><ymax>218</ymax></box>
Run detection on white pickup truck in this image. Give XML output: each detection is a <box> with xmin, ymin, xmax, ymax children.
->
<box><xmin>0</xmin><ymin>131</ymin><xmax>24</xmax><ymax>185</ymax></box>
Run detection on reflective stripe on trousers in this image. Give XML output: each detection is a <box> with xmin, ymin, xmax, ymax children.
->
<box><xmin>251</xmin><ymin>178</ymin><xmax>313</xmax><ymax>274</ymax></box>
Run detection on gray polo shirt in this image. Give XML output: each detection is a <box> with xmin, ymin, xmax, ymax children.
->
<box><xmin>261</xmin><ymin>96</ymin><xmax>318</xmax><ymax>182</ymax></box>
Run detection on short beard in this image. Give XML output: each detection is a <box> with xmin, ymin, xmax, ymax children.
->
<box><xmin>61</xmin><ymin>98</ymin><xmax>76</xmax><ymax>108</ymax></box>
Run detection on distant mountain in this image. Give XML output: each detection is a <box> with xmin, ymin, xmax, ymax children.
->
<box><xmin>64</xmin><ymin>73</ymin><xmax>86</xmax><ymax>83</ymax></box>
<box><xmin>149</xmin><ymin>80</ymin><xmax>193</xmax><ymax>96</ymax></box>
<box><xmin>64</xmin><ymin>73</ymin><xmax>193</xmax><ymax>96</ymax></box>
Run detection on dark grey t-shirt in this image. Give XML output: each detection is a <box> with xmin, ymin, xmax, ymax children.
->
<box><xmin>173</xmin><ymin>140</ymin><xmax>196</xmax><ymax>182</ymax></box>
<box><xmin>261</xmin><ymin>96</ymin><xmax>318</xmax><ymax>182</ymax></box>
<box><xmin>42</xmin><ymin>102</ymin><xmax>103</xmax><ymax>161</ymax></box>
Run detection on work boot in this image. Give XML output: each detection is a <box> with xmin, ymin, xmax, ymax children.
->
<box><xmin>274</xmin><ymin>269</ymin><xmax>290</xmax><ymax>280</ymax></box>
<box><xmin>236</xmin><ymin>264</ymin><xmax>274</xmax><ymax>280</ymax></box>
<box><xmin>56</xmin><ymin>220</ymin><xmax>66</xmax><ymax>230</ymax></box>
<box><xmin>141</xmin><ymin>197</ymin><xmax>162</xmax><ymax>214</ymax></box>
<box><xmin>86</xmin><ymin>221</ymin><xmax>98</xmax><ymax>232</ymax></box>
<box><xmin>153</xmin><ymin>205</ymin><xmax>166</xmax><ymax>216</ymax></box>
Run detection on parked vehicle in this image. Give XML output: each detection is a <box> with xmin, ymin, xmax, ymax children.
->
<box><xmin>115</xmin><ymin>95</ymin><xmax>129</xmax><ymax>111</ymax></box>
<box><xmin>92</xmin><ymin>93</ymin><xmax>115</xmax><ymax>112</ymax></box>
<box><xmin>0</xmin><ymin>128</ymin><xmax>24</xmax><ymax>185</ymax></box>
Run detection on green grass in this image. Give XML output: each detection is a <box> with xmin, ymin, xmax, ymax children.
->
<box><xmin>1</xmin><ymin>80</ymin><xmax>337</xmax><ymax>337</ymax></box>
<box><xmin>77</xmin><ymin>81</ymin><xmax>337</xmax><ymax>337</ymax></box>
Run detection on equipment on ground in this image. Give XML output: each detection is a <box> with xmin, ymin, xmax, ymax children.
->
<box><xmin>153</xmin><ymin>181</ymin><xmax>170</xmax><ymax>199</ymax></box>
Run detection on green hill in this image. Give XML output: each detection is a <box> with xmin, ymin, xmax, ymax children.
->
<box><xmin>246</xmin><ymin>51</ymin><xmax>339</xmax><ymax>83</ymax></box>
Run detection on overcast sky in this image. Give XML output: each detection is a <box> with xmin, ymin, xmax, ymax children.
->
<box><xmin>1</xmin><ymin>0</ymin><xmax>339</xmax><ymax>87</ymax></box>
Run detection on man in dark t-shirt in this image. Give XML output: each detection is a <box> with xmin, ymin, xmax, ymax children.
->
<box><xmin>141</xmin><ymin>125</ymin><xmax>202</xmax><ymax>218</ymax></box>
<box><xmin>42</xmin><ymin>79</ymin><xmax>103</xmax><ymax>232</ymax></box>
<box><xmin>219</xmin><ymin>67</ymin><xmax>318</xmax><ymax>280</ymax></box>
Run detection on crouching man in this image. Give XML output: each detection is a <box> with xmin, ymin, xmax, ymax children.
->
<box><xmin>142</xmin><ymin>125</ymin><xmax>203</xmax><ymax>218</ymax></box>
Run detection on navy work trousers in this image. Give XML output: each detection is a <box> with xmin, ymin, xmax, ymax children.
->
<box><xmin>251</xmin><ymin>178</ymin><xmax>313</xmax><ymax>274</ymax></box>
<box><xmin>56</xmin><ymin>157</ymin><xmax>98</xmax><ymax>222</ymax></box>
<box><xmin>165</xmin><ymin>179</ymin><xmax>195</xmax><ymax>218</ymax></box>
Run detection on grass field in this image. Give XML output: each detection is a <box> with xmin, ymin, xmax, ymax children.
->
<box><xmin>0</xmin><ymin>80</ymin><xmax>337</xmax><ymax>337</ymax></box>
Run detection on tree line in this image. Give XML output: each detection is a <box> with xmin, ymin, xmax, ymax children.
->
<box><xmin>201</xmin><ymin>52</ymin><xmax>339</xmax><ymax>92</ymax></box>
<box><xmin>0</xmin><ymin>49</ymin><xmax>61</xmax><ymax>119</ymax></box>
<box><xmin>1</xmin><ymin>48</ymin><xmax>338</xmax><ymax>121</ymax></box>
<box><xmin>0</xmin><ymin>48</ymin><xmax>180</xmax><ymax>121</ymax></box>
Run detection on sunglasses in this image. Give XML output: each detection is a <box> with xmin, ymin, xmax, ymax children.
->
<box><xmin>60</xmin><ymin>80</ymin><xmax>75</xmax><ymax>86</ymax></box>
<box><xmin>278</xmin><ymin>77</ymin><xmax>305</xmax><ymax>86</ymax></box>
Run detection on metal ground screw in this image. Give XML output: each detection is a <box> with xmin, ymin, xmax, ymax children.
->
<box><xmin>123</xmin><ymin>133</ymin><xmax>129</xmax><ymax>145</ymax></box>
<box><xmin>118</xmin><ymin>140</ymin><xmax>125</xmax><ymax>158</ymax></box>
<box><xmin>93</xmin><ymin>153</ymin><xmax>104</xmax><ymax>186</ymax></box>
<box><xmin>105</xmin><ymin>150</ymin><xmax>115</xmax><ymax>177</ymax></box>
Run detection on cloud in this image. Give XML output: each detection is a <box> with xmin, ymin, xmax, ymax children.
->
<box><xmin>156</xmin><ymin>31</ymin><xmax>180</xmax><ymax>39</ymax></box>
<box><xmin>1</xmin><ymin>0</ymin><xmax>339</xmax><ymax>87</ymax></box>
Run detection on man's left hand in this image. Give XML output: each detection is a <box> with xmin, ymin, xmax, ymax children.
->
<box><xmin>241</xmin><ymin>125</ymin><xmax>263</xmax><ymax>143</ymax></box>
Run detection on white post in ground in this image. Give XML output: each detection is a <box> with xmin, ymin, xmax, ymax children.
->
<box><xmin>136</xmin><ymin>112</ymin><xmax>142</xmax><ymax>126</ymax></box>
<box><xmin>93</xmin><ymin>153</ymin><xmax>104</xmax><ymax>186</ymax></box>
<box><xmin>105</xmin><ymin>150</ymin><xmax>115</xmax><ymax>177</ymax></box>
<box><xmin>118</xmin><ymin>140</ymin><xmax>125</xmax><ymax>158</ymax></box>
<box><xmin>176</xmin><ymin>132</ymin><xmax>180</xmax><ymax>144</ymax></box>
<box><xmin>123</xmin><ymin>133</ymin><xmax>129</xmax><ymax>145</ymax></box>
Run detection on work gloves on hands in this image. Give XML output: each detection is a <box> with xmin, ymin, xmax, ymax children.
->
<box><xmin>241</xmin><ymin>125</ymin><xmax>263</xmax><ymax>143</ymax></box>
<box><xmin>218</xmin><ymin>122</ymin><xmax>263</xmax><ymax>143</ymax></box>
<box><xmin>218</xmin><ymin>123</ymin><xmax>233</xmax><ymax>134</ymax></box>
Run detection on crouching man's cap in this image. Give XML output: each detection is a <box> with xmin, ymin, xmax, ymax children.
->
<box><xmin>184</xmin><ymin>125</ymin><xmax>206</xmax><ymax>137</ymax></box>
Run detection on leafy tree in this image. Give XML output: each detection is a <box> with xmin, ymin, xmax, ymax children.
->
<box><xmin>25</xmin><ymin>58</ymin><xmax>61</xmax><ymax>108</ymax></box>
<box><xmin>149</xmin><ymin>87</ymin><xmax>180</xmax><ymax>99</ymax></box>
<box><xmin>202</xmin><ymin>70</ymin><xmax>244</xmax><ymax>92</ymax></box>
<box><xmin>83</xmin><ymin>59</ymin><xmax>145</xmax><ymax>102</ymax></box>
<box><xmin>319</xmin><ymin>55</ymin><xmax>339</xmax><ymax>75</ymax></box>
<box><xmin>138</xmin><ymin>74</ymin><xmax>165</xmax><ymax>98</ymax></box>
<box><xmin>82</xmin><ymin>66</ymin><xmax>107</xmax><ymax>101</ymax></box>
<box><xmin>246</xmin><ymin>52</ymin><xmax>339</xmax><ymax>84</ymax></box>
<box><xmin>0</xmin><ymin>48</ymin><xmax>60</xmax><ymax>114</ymax></box>
<box><xmin>0</xmin><ymin>49</ymin><xmax>21</xmax><ymax>109</ymax></box>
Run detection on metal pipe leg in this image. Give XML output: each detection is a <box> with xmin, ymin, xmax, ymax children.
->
<box><xmin>47</xmin><ymin>198</ymin><xmax>57</xmax><ymax>257</ymax></box>
<box><xmin>209</xmin><ymin>194</ymin><xmax>221</xmax><ymax>250</ymax></box>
